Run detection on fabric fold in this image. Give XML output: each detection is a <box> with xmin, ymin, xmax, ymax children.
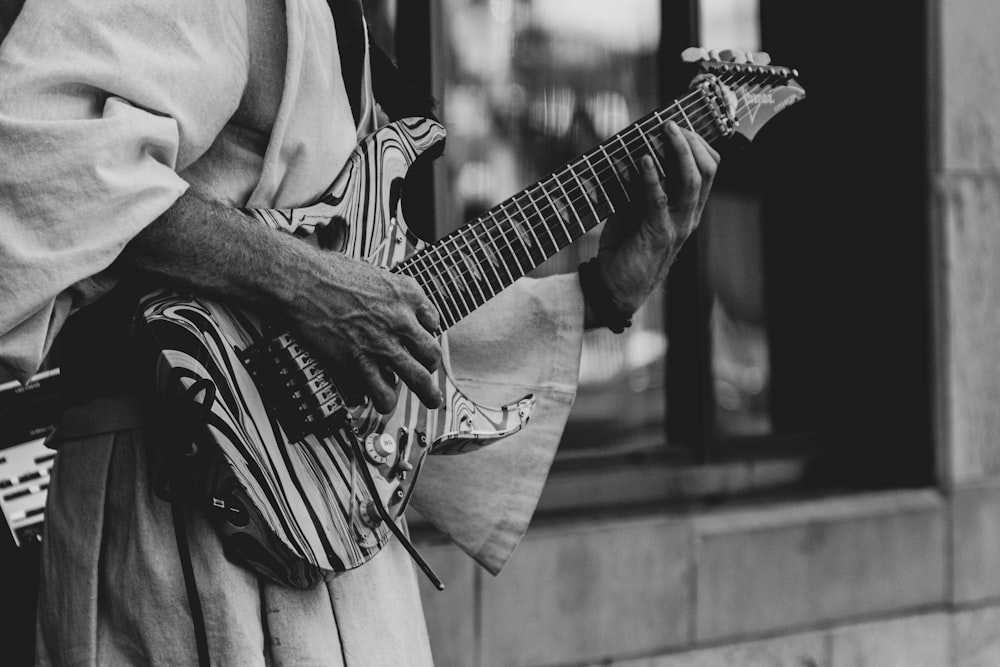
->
<box><xmin>0</xmin><ymin>0</ymin><xmax>250</xmax><ymax>382</ymax></box>
<box><xmin>411</xmin><ymin>273</ymin><xmax>585</xmax><ymax>574</ymax></box>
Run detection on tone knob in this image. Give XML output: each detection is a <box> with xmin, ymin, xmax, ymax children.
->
<box><xmin>360</xmin><ymin>500</ymin><xmax>382</xmax><ymax>526</ymax></box>
<box><xmin>363</xmin><ymin>432</ymin><xmax>396</xmax><ymax>464</ymax></box>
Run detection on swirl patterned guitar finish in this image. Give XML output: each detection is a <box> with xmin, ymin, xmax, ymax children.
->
<box><xmin>140</xmin><ymin>62</ymin><xmax>806</xmax><ymax>589</ymax></box>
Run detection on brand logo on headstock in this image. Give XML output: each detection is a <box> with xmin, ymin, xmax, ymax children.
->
<box><xmin>744</xmin><ymin>93</ymin><xmax>775</xmax><ymax>105</ymax></box>
<box><xmin>740</xmin><ymin>90</ymin><xmax>776</xmax><ymax>123</ymax></box>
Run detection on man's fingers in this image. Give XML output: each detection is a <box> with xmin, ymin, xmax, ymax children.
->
<box><xmin>662</xmin><ymin>121</ymin><xmax>701</xmax><ymax>213</ymax></box>
<box><xmin>683</xmin><ymin>131</ymin><xmax>720</xmax><ymax>213</ymax></box>
<box><xmin>415</xmin><ymin>301</ymin><xmax>441</xmax><ymax>335</ymax></box>
<box><xmin>355</xmin><ymin>359</ymin><xmax>399</xmax><ymax>414</ymax></box>
<box><xmin>640</xmin><ymin>155</ymin><xmax>668</xmax><ymax>214</ymax></box>
<box><xmin>392</xmin><ymin>353</ymin><xmax>444</xmax><ymax>410</ymax></box>
<box><xmin>402</xmin><ymin>320</ymin><xmax>442</xmax><ymax>374</ymax></box>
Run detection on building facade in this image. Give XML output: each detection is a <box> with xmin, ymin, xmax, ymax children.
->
<box><xmin>411</xmin><ymin>0</ymin><xmax>1000</xmax><ymax>665</ymax></box>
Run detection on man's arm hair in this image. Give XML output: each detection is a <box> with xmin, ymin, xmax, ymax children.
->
<box><xmin>121</xmin><ymin>189</ymin><xmax>308</xmax><ymax>316</ymax></box>
<box><xmin>119</xmin><ymin>189</ymin><xmax>444</xmax><ymax>413</ymax></box>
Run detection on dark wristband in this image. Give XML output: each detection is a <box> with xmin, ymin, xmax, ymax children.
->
<box><xmin>578</xmin><ymin>259</ymin><xmax>632</xmax><ymax>334</ymax></box>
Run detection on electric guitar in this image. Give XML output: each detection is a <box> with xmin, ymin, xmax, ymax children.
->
<box><xmin>139</xmin><ymin>58</ymin><xmax>805</xmax><ymax>590</ymax></box>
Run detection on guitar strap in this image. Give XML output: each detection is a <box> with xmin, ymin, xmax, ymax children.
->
<box><xmin>326</xmin><ymin>0</ymin><xmax>365</xmax><ymax>123</ymax></box>
<box><xmin>325</xmin><ymin>0</ymin><xmax>437</xmax><ymax>123</ymax></box>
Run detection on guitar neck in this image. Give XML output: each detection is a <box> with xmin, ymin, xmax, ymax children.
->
<box><xmin>392</xmin><ymin>83</ymin><xmax>733</xmax><ymax>331</ymax></box>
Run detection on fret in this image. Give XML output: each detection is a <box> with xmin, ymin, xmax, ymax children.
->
<box><xmin>501</xmin><ymin>200</ymin><xmax>546</xmax><ymax>264</ymax></box>
<box><xmin>430</xmin><ymin>241</ymin><xmax>476</xmax><ymax>320</ymax></box>
<box><xmin>484</xmin><ymin>213</ymin><xmax>522</xmax><ymax>284</ymax></box>
<box><xmin>434</xmin><ymin>241</ymin><xmax>473</xmax><ymax>319</ymax></box>
<box><xmin>469</xmin><ymin>223</ymin><xmax>505</xmax><ymax>293</ymax></box>
<box><xmin>439</xmin><ymin>250</ymin><xmax>474</xmax><ymax>318</ymax></box>
<box><xmin>615</xmin><ymin>134</ymin><xmax>638</xmax><ymax>172</ymax></box>
<box><xmin>402</xmin><ymin>255</ymin><xmax>448</xmax><ymax>323</ymax></box>
<box><xmin>597</xmin><ymin>144</ymin><xmax>630</xmax><ymax>201</ymax></box>
<box><xmin>580</xmin><ymin>153</ymin><xmax>615</xmax><ymax>216</ymax></box>
<box><xmin>672</xmin><ymin>99</ymin><xmax>695</xmax><ymax>132</ymax></box>
<box><xmin>454</xmin><ymin>228</ymin><xmax>489</xmax><ymax>307</ymax></box>
<box><xmin>495</xmin><ymin>212</ymin><xmax>529</xmax><ymax>277</ymax></box>
<box><xmin>419</xmin><ymin>256</ymin><xmax>461</xmax><ymax>325</ymax></box>
<box><xmin>519</xmin><ymin>189</ymin><xmax>560</xmax><ymax>251</ymax></box>
<box><xmin>635</xmin><ymin>125</ymin><xmax>665</xmax><ymax>178</ymax></box>
<box><xmin>510</xmin><ymin>193</ymin><xmax>556</xmax><ymax>257</ymax></box>
<box><xmin>550</xmin><ymin>170</ymin><xmax>588</xmax><ymax>235</ymax></box>
<box><xmin>535</xmin><ymin>181</ymin><xmax>574</xmax><ymax>248</ymax></box>
<box><xmin>564</xmin><ymin>162</ymin><xmax>602</xmax><ymax>225</ymax></box>
<box><xmin>498</xmin><ymin>203</ymin><xmax>540</xmax><ymax>269</ymax></box>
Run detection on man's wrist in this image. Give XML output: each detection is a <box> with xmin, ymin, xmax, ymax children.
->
<box><xmin>578</xmin><ymin>259</ymin><xmax>632</xmax><ymax>334</ymax></box>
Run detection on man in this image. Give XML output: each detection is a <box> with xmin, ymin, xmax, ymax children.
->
<box><xmin>0</xmin><ymin>0</ymin><xmax>734</xmax><ymax>663</ymax></box>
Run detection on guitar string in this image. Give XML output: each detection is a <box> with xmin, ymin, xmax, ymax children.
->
<box><xmin>398</xmin><ymin>72</ymin><xmax>772</xmax><ymax>326</ymax></box>
<box><xmin>406</xmin><ymin>75</ymin><xmax>769</xmax><ymax>327</ymax></box>
<box><xmin>399</xmin><ymin>91</ymin><xmax>727</xmax><ymax>325</ymax></box>
<box><xmin>398</xmin><ymin>66</ymin><xmax>770</xmax><ymax>295</ymax></box>
<box><xmin>395</xmin><ymin>83</ymin><xmax>711</xmax><ymax>278</ymax></box>
<box><xmin>404</xmin><ymin>72</ymin><xmax>768</xmax><ymax>304</ymax></box>
<box><xmin>405</xmin><ymin>80</ymin><xmax>764</xmax><ymax>328</ymax></box>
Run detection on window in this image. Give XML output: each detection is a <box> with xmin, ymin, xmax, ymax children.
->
<box><xmin>380</xmin><ymin>0</ymin><xmax>934</xmax><ymax>510</ymax></box>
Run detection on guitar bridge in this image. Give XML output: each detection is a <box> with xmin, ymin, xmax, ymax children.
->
<box><xmin>240</xmin><ymin>331</ymin><xmax>349</xmax><ymax>441</ymax></box>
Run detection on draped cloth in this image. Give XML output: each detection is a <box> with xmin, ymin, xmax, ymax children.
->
<box><xmin>0</xmin><ymin>0</ymin><xmax>585</xmax><ymax>664</ymax></box>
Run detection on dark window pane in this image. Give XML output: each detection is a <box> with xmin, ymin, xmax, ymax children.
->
<box><xmin>699</xmin><ymin>0</ymin><xmax>772</xmax><ymax>438</ymax></box>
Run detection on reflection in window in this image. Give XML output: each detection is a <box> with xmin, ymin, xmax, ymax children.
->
<box><xmin>436</xmin><ymin>0</ymin><xmax>664</xmax><ymax>452</ymax></box>
<box><xmin>700</xmin><ymin>0</ymin><xmax>770</xmax><ymax>436</ymax></box>
<box><xmin>705</xmin><ymin>192</ymin><xmax>770</xmax><ymax>435</ymax></box>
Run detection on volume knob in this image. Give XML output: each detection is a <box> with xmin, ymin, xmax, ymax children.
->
<box><xmin>363</xmin><ymin>433</ymin><xmax>396</xmax><ymax>464</ymax></box>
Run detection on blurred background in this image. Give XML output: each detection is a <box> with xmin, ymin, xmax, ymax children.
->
<box><xmin>6</xmin><ymin>0</ymin><xmax>1000</xmax><ymax>665</ymax></box>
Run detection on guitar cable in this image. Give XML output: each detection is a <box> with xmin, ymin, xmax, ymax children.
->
<box><xmin>345</xmin><ymin>432</ymin><xmax>445</xmax><ymax>590</ymax></box>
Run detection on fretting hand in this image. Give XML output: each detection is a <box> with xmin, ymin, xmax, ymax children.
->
<box><xmin>584</xmin><ymin>48</ymin><xmax>768</xmax><ymax>329</ymax></box>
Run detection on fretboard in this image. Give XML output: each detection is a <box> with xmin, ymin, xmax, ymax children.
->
<box><xmin>393</xmin><ymin>88</ymin><xmax>729</xmax><ymax>331</ymax></box>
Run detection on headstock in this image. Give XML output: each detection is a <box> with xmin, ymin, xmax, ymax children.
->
<box><xmin>686</xmin><ymin>56</ymin><xmax>806</xmax><ymax>143</ymax></box>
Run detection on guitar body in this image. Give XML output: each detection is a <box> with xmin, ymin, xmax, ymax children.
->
<box><xmin>140</xmin><ymin>118</ymin><xmax>535</xmax><ymax>589</ymax></box>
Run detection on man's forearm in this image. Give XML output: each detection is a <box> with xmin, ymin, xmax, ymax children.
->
<box><xmin>120</xmin><ymin>188</ymin><xmax>444</xmax><ymax>412</ymax></box>
<box><xmin>121</xmin><ymin>189</ymin><xmax>310</xmax><ymax>317</ymax></box>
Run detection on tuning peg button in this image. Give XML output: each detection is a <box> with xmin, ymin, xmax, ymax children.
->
<box><xmin>681</xmin><ymin>46</ymin><xmax>709</xmax><ymax>63</ymax></box>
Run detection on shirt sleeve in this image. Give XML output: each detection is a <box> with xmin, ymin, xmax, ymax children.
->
<box><xmin>410</xmin><ymin>273</ymin><xmax>586</xmax><ymax>575</ymax></box>
<box><xmin>0</xmin><ymin>0</ymin><xmax>249</xmax><ymax>382</ymax></box>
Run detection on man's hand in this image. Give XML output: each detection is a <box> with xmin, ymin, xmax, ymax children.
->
<box><xmin>589</xmin><ymin>121</ymin><xmax>719</xmax><ymax>325</ymax></box>
<box><xmin>585</xmin><ymin>48</ymin><xmax>766</xmax><ymax>328</ymax></box>
<box><xmin>290</xmin><ymin>256</ymin><xmax>443</xmax><ymax>414</ymax></box>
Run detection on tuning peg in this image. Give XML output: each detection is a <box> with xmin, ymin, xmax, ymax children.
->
<box><xmin>681</xmin><ymin>46</ymin><xmax>709</xmax><ymax>62</ymax></box>
<box><xmin>718</xmin><ymin>49</ymin><xmax>749</xmax><ymax>63</ymax></box>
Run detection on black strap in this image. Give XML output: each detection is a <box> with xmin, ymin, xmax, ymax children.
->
<box><xmin>324</xmin><ymin>0</ymin><xmax>436</xmax><ymax>122</ymax></box>
<box><xmin>171</xmin><ymin>501</ymin><xmax>211</xmax><ymax>667</ymax></box>
<box><xmin>368</xmin><ymin>41</ymin><xmax>437</xmax><ymax>121</ymax></box>
<box><xmin>326</xmin><ymin>0</ymin><xmax>366</xmax><ymax>124</ymax></box>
